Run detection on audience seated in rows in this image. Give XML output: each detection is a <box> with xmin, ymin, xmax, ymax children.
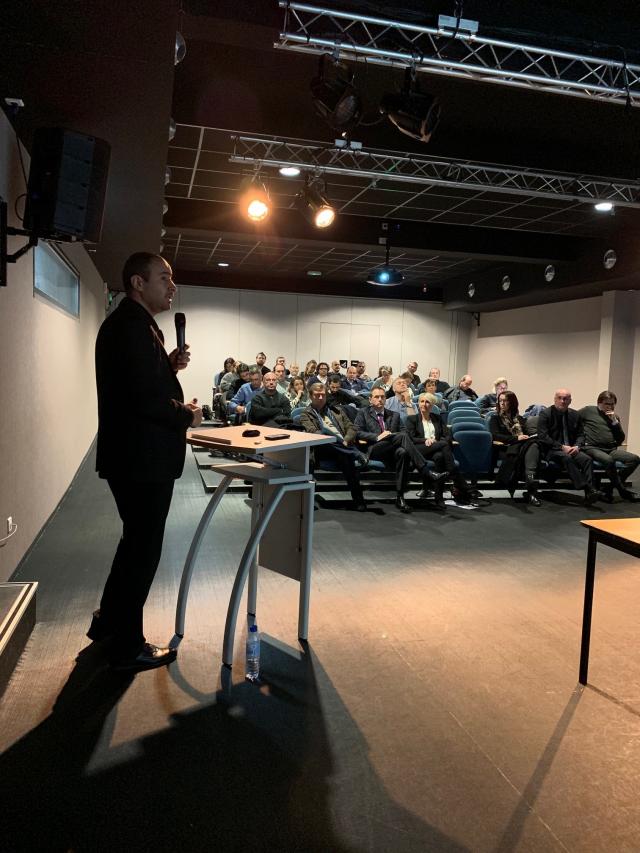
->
<box><xmin>406</xmin><ymin>393</ymin><xmax>478</xmax><ymax>508</ymax></box>
<box><xmin>477</xmin><ymin>377</ymin><xmax>508</xmax><ymax>417</ymax></box>
<box><xmin>444</xmin><ymin>374</ymin><xmax>478</xmax><ymax>402</ymax></box>
<box><xmin>579</xmin><ymin>391</ymin><xmax>639</xmax><ymax>501</ymax></box>
<box><xmin>299</xmin><ymin>383</ymin><xmax>366</xmax><ymax>511</ymax></box>
<box><xmin>353</xmin><ymin>386</ymin><xmax>442</xmax><ymax>513</ymax></box>
<box><xmin>248</xmin><ymin>372</ymin><xmax>292</xmax><ymax>427</ymax></box>
<box><xmin>489</xmin><ymin>390</ymin><xmax>542</xmax><ymax>506</ymax></box>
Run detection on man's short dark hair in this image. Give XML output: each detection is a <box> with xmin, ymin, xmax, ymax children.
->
<box><xmin>597</xmin><ymin>390</ymin><xmax>617</xmax><ymax>405</ymax></box>
<box><xmin>122</xmin><ymin>252</ymin><xmax>164</xmax><ymax>293</ymax></box>
<box><xmin>328</xmin><ymin>373</ymin><xmax>342</xmax><ymax>384</ymax></box>
<box><xmin>236</xmin><ymin>362</ymin><xmax>250</xmax><ymax>374</ymax></box>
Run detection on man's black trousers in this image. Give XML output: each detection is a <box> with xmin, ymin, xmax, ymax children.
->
<box><xmin>100</xmin><ymin>479</ymin><xmax>175</xmax><ymax>659</ymax></box>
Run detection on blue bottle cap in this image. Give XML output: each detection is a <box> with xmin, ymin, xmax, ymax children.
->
<box><xmin>249</xmin><ymin>624</ymin><xmax>258</xmax><ymax>632</ymax></box>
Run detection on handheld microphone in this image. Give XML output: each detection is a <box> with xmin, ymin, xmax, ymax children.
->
<box><xmin>174</xmin><ymin>312</ymin><xmax>186</xmax><ymax>353</ymax></box>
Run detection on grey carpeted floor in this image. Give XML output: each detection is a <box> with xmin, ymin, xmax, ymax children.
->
<box><xmin>2</xmin><ymin>445</ymin><xmax>640</xmax><ymax>852</ymax></box>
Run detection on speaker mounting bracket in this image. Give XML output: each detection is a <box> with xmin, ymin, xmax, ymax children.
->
<box><xmin>0</xmin><ymin>199</ymin><xmax>39</xmax><ymax>286</ymax></box>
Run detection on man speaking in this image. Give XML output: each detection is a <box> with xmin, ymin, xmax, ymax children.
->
<box><xmin>88</xmin><ymin>252</ymin><xmax>202</xmax><ymax>671</ymax></box>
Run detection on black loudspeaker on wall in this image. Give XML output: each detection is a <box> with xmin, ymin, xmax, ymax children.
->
<box><xmin>24</xmin><ymin>128</ymin><xmax>111</xmax><ymax>243</ymax></box>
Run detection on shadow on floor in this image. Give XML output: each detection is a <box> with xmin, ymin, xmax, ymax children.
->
<box><xmin>0</xmin><ymin>640</ymin><xmax>469</xmax><ymax>853</ymax></box>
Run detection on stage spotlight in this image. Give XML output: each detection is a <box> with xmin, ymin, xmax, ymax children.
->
<box><xmin>297</xmin><ymin>180</ymin><xmax>336</xmax><ymax>228</ymax></box>
<box><xmin>366</xmin><ymin>265</ymin><xmax>404</xmax><ymax>286</ymax></box>
<box><xmin>239</xmin><ymin>178</ymin><xmax>271</xmax><ymax>222</ymax></box>
<box><xmin>279</xmin><ymin>166</ymin><xmax>301</xmax><ymax>177</ymax></box>
<box><xmin>310</xmin><ymin>54</ymin><xmax>362</xmax><ymax>133</ymax></box>
<box><xmin>380</xmin><ymin>67</ymin><xmax>440</xmax><ymax>143</ymax></box>
<box><xmin>594</xmin><ymin>201</ymin><xmax>613</xmax><ymax>212</ymax></box>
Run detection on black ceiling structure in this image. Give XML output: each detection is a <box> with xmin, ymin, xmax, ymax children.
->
<box><xmin>3</xmin><ymin>0</ymin><xmax>640</xmax><ymax>311</ymax></box>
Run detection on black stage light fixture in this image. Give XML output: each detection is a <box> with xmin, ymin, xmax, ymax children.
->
<box><xmin>297</xmin><ymin>178</ymin><xmax>336</xmax><ymax>228</ymax></box>
<box><xmin>310</xmin><ymin>54</ymin><xmax>363</xmax><ymax>133</ymax></box>
<box><xmin>380</xmin><ymin>67</ymin><xmax>440</xmax><ymax>143</ymax></box>
<box><xmin>367</xmin><ymin>241</ymin><xmax>404</xmax><ymax>286</ymax></box>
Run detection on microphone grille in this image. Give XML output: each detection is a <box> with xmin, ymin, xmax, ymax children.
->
<box><xmin>174</xmin><ymin>312</ymin><xmax>186</xmax><ymax>327</ymax></box>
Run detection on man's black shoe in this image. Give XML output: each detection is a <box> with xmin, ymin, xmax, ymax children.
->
<box><xmin>353</xmin><ymin>500</ymin><xmax>367</xmax><ymax>512</ymax></box>
<box><xmin>584</xmin><ymin>488</ymin><xmax>604</xmax><ymax>507</ymax></box>
<box><xmin>454</xmin><ymin>495</ymin><xmax>480</xmax><ymax>508</ymax></box>
<box><xmin>395</xmin><ymin>495</ymin><xmax>412</xmax><ymax>513</ymax></box>
<box><xmin>111</xmin><ymin>643</ymin><xmax>177</xmax><ymax>672</ymax></box>
<box><xmin>619</xmin><ymin>488</ymin><xmax>640</xmax><ymax>501</ymax></box>
<box><xmin>525</xmin><ymin>491</ymin><xmax>542</xmax><ymax>507</ymax></box>
<box><xmin>433</xmin><ymin>495</ymin><xmax>446</xmax><ymax>510</ymax></box>
<box><xmin>86</xmin><ymin>609</ymin><xmax>114</xmax><ymax>643</ymax></box>
<box><xmin>424</xmin><ymin>469</ymin><xmax>446</xmax><ymax>481</ymax></box>
<box><xmin>416</xmin><ymin>488</ymin><xmax>433</xmax><ymax>500</ymax></box>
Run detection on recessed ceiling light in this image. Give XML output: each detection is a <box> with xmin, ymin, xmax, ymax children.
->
<box><xmin>217</xmin><ymin>262</ymin><xmax>229</xmax><ymax>267</ymax></box>
<box><xmin>307</xmin><ymin>270</ymin><xmax>322</xmax><ymax>276</ymax></box>
<box><xmin>594</xmin><ymin>201</ymin><xmax>614</xmax><ymax>212</ymax></box>
<box><xmin>544</xmin><ymin>264</ymin><xmax>556</xmax><ymax>283</ymax></box>
<box><xmin>501</xmin><ymin>275</ymin><xmax>511</xmax><ymax>292</ymax></box>
<box><xmin>467</xmin><ymin>283</ymin><xmax>475</xmax><ymax>298</ymax></box>
<box><xmin>603</xmin><ymin>249</ymin><xmax>617</xmax><ymax>270</ymax></box>
<box><xmin>279</xmin><ymin>166</ymin><xmax>301</xmax><ymax>177</ymax></box>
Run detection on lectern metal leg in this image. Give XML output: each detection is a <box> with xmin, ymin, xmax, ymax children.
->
<box><xmin>174</xmin><ymin>475</ymin><xmax>233</xmax><ymax>638</ymax></box>
<box><xmin>222</xmin><ymin>483</ymin><xmax>292</xmax><ymax>667</ymax></box>
<box><xmin>579</xmin><ymin>530</ymin><xmax>598</xmax><ymax>685</ymax></box>
<box><xmin>298</xmin><ymin>481</ymin><xmax>314</xmax><ymax>641</ymax></box>
<box><xmin>247</xmin><ymin>481</ymin><xmax>262</xmax><ymax>616</ymax></box>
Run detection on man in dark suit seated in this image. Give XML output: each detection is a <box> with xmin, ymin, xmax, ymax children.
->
<box><xmin>248</xmin><ymin>372</ymin><xmax>292</xmax><ymax>427</ymax></box>
<box><xmin>406</xmin><ymin>393</ymin><xmax>478</xmax><ymax>509</ymax></box>
<box><xmin>579</xmin><ymin>390</ymin><xmax>639</xmax><ymax>500</ymax></box>
<box><xmin>538</xmin><ymin>388</ymin><xmax>604</xmax><ymax>505</ymax></box>
<box><xmin>299</xmin><ymin>383</ymin><xmax>366</xmax><ymax>511</ymax></box>
<box><xmin>354</xmin><ymin>387</ymin><xmax>441</xmax><ymax>513</ymax></box>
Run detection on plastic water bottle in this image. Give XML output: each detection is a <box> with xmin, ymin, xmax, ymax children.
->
<box><xmin>245</xmin><ymin>623</ymin><xmax>260</xmax><ymax>682</ymax></box>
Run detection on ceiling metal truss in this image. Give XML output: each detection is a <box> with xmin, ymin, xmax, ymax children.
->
<box><xmin>230</xmin><ymin>134</ymin><xmax>640</xmax><ymax>208</ymax></box>
<box><xmin>276</xmin><ymin>2</ymin><xmax>640</xmax><ymax>107</ymax></box>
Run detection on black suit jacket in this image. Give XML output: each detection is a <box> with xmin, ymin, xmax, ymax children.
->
<box><xmin>405</xmin><ymin>413</ymin><xmax>445</xmax><ymax>444</ymax></box>
<box><xmin>537</xmin><ymin>406</ymin><xmax>584</xmax><ymax>450</ymax></box>
<box><xmin>354</xmin><ymin>406</ymin><xmax>402</xmax><ymax>444</ymax></box>
<box><xmin>95</xmin><ymin>297</ymin><xmax>193</xmax><ymax>482</ymax></box>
